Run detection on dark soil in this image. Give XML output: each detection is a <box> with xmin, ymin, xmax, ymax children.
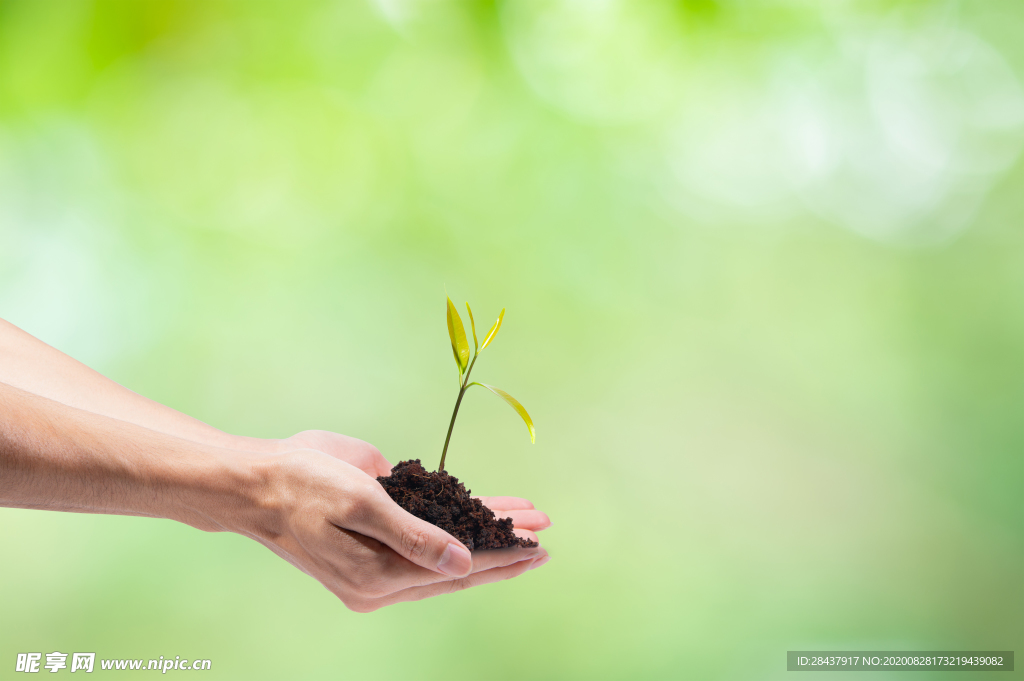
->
<box><xmin>377</xmin><ymin>459</ymin><xmax>537</xmax><ymax>551</ymax></box>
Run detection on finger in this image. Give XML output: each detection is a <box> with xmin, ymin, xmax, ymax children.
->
<box><xmin>373</xmin><ymin>542</ymin><xmax>545</xmax><ymax>591</ymax></box>
<box><xmin>368</xmin><ymin>552</ymin><xmax>549</xmax><ymax>610</ymax></box>
<box><xmin>325</xmin><ymin>527</ymin><xmax>545</xmax><ymax>595</ymax></box>
<box><xmin>476</xmin><ymin>496</ymin><xmax>534</xmax><ymax>511</ymax></box>
<box><xmin>371</xmin><ymin>451</ymin><xmax>393</xmax><ymax>478</ymax></box>
<box><xmin>341</xmin><ymin>487</ymin><xmax>475</xmax><ymax>577</ymax></box>
<box><xmin>513</xmin><ymin>528</ymin><xmax>539</xmax><ymax>544</ymax></box>
<box><xmin>493</xmin><ymin>509</ymin><xmax>551</xmax><ymax>531</ymax></box>
<box><xmin>353</xmin><ymin>441</ymin><xmax>392</xmax><ymax>478</ymax></box>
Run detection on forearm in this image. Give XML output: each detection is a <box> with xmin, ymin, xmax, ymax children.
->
<box><xmin>0</xmin><ymin>380</ymin><xmax>261</xmax><ymax>531</ymax></box>
<box><xmin>0</xmin><ymin>318</ymin><xmax>276</xmax><ymax>453</ymax></box>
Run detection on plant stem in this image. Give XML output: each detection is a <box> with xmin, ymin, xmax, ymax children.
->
<box><xmin>439</xmin><ymin>354</ymin><xmax>478</xmax><ymax>472</ymax></box>
<box><xmin>438</xmin><ymin>388</ymin><xmax>465</xmax><ymax>473</ymax></box>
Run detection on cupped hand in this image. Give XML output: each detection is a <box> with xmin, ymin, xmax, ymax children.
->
<box><xmin>269</xmin><ymin>431</ymin><xmax>552</xmax><ymax>543</ymax></box>
<box><xmin>244</xmin><ymin>449</ymin><xmax>547</xmax><ymax>612</ymax></box>
<box><xmin>272</xmin><ymin>432</ymin><xmax>552</xmax><ymax>540</ymax></box>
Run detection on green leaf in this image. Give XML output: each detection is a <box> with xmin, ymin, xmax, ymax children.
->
<box><xmin>470</xmin><ymin>382</ymin><xmax>535</xmax><ymax>444</ymax></box>
<box><xmin>446</xmin><ymin>296</ymin><xmax>470</xmax><ymax>374</ymax></box>
<box><xmin>479</xmin><ymin>308</ymin><xmax>505</xmax><ymax>352</ymax></box>
<box><xmin>466</xmin><ymin>302</ymin><xmax>479</xmax><ymax>352</ymax></box>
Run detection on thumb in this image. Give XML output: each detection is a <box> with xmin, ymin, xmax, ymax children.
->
<box><xmin>350</xmin><ymin>488</ymin><xmax>474</xmax><ymax>577</ymax></box>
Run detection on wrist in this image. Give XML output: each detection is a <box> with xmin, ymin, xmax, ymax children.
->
<box><xmin>172</xmin><ymin>448</ymin><xmax>275</xmax><ymax>534</ymax></box>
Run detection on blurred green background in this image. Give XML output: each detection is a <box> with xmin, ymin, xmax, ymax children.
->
<box><xmin>1</xmin><ymin>0</ymin><xmax>1022</xmax><ymax>679</ymax></box>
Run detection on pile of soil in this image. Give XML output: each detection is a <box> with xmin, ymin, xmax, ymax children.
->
<box><xmin>377</xmin><ymin>459</ymin><xmax>537</xmax><ymax>550</ymax></box>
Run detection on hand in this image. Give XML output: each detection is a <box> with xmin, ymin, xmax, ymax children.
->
<box><xmin>245</xmin><ymin>449</ymin><xmax>548</xmax><ymax>612</ymax></box>
<box><xmin>269</xmin><ymin>431</ymin><xmax>553</xmax><ymax>545</ymax></box>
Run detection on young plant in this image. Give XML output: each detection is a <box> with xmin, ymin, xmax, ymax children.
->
<box><xmin>438</xmin><ymin>297</ymin><xmax>535</xmax><ymax>472</ymax></box>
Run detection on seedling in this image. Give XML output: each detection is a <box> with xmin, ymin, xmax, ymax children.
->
<box><xmin>438</xmin><ymin>296</ymin><xmax>535</xmax><ymax>472</ymax></box>
<box><xmin>375</xmin><ymin>296</ymin><xmax>538</xmax><ymax>550</ymax></box>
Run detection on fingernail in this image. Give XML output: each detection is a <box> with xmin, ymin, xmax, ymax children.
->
<box><xmin>528</xmin><ymin>555</ymin><xmax>550</xmax><ymax>571</ymax></box>
<box><xmin>437</xmin><ymin>543</ymin><xmax>472</xmax><ymax>576</ymax></box>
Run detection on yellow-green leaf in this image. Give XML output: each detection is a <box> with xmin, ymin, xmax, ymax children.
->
<box><xmin>470</xmin><ymin>382</ymin><xmax>535</xmax><ymax>444</ymax></box>
<box><xmin>446</xmin><ymin>296</ymin><xmax>470</xmax><ymax>373</ymax></box>
<box><xmin>466</xmin><ymin>302</ymin><xmax>479</xmax><ymax>352</ymax></box>
<box><xmin>479</xmin><ymin>308</ymin><xmax>505</xmax><ymax>352</ymax></box>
